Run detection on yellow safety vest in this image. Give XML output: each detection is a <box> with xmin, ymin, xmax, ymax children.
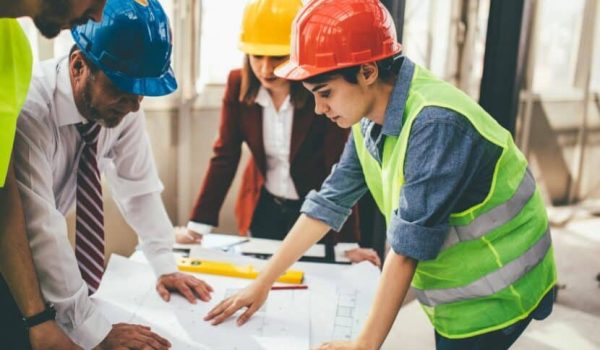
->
<box><xmin>352</xmin><ymin>64</ymin><xmax>556</xmax><ymax>338</ymax></box>
<box><xmin>0</xmin><ymin>18</ymin><xmax>32</xmax><ymax>187</ymax></box>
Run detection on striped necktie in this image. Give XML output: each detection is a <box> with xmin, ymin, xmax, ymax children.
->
<box><xmin>75</xmin><ymin>122</ymin><xmax>104</xmax><ymax>294</ymax></box>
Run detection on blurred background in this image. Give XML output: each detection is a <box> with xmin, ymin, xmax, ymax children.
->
<box><xmin>17</xmin><ymin>1</ymin><xmax>600</xmax><ymax>346</ymax></box>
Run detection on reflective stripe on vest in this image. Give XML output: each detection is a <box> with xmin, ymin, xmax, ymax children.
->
<box><xmin>441</xmin><ymin>168</ymin><xmax>536</xmax><ymax>251</ymax></box>
<box><xmin>414</xmin><ymin>228</ymin><xmax>552</xmax><ymax>307</ymax></box>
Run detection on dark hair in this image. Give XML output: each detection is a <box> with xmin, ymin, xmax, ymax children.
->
<box><xmin>69</xmin><ymin>44</ymin><xmax>99</xmax><ymax>73</ymax></box>
<box><xmin>239</xmin><ymin>55</ymin><xmax>309</xmax><ymax>109</ymax></box>
<box><xmin>303</xmin><ymin>54</ymin><xmax>403</xmax><ymax>85</ymax></box>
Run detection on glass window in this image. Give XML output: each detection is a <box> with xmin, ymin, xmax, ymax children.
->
<box><xmin>53</xmin><ymin>30</ymin><xmax>75</xmax><ymax>58</ymax></box>
<box><xmin>18</xmin><ymin>19</ymin><xmax>75</xmax><ymax>61</ymax></box>
<box><xmin>532</xmin><ymin>0</ymin><xmax>585</xmax><ymax>92</ymax></box>
<box><xmin>197</xmin><ymin>0</ymin><xmax>246</xmax><ymax>86</ymax></box>
<box><xmin>17</xmin><ymin>18</ymin><xmax>40</xmax><ymax>64</ymax></box>
<box><xmin>402</xmin><ymin>0</ymin><xmax>489</xmax><ymax>98</ymax></box>
<box><xmin>403</xmin><ymin>0</ymin><xmax>433</xmax><ymax>69</ymax></box>
<box><xmin>589</xmin><ymin>3</ymin><xmax>600</xmax><ymax>92</ymax></box>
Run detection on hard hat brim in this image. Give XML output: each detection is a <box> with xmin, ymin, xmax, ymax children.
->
<box><xmin>105</xmin><ymin>66</ymin><xmax>178</xmax><ymax>97</ymax></box>
<box><xmin>274</xmin><ymin>60</ymin><xmax>326</xmax><ymax>81</ymax></box>
<box><xmin>274</xmin><ymin>45</ymin><xmax>403</xmax><ymax>81</ymax></box>
<box><xmin>274</xmin><ymin>59</ymin><xmax>369</xmax><ymax>81</ymax></box>
<box><xmin>238</xmin><ymin>42</ymin><xmax>290</xmax><ymax>57</ymax></box>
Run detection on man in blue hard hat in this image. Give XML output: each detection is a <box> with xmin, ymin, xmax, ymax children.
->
<box><xmin>11</xmin><ymin>0</ymin><xmax>212</xmax><ymax>348</ymax></box>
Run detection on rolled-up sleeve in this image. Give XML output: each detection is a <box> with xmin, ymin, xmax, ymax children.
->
<box><xmin>301</xmin><ymin>133</ymin><xmax>369</xmax><ymax>231</ymax></box>
<box><xmin>387</xmin><ymin>214</ymin><xmax>448</xmax><ymax>261</ymax></box>
<box><xmin>388</xmin><ymin>108</ymin><xmax>496</xmax><ymax>261</ymax></box>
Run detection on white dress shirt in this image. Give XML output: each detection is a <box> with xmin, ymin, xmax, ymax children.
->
<box><xmin>256</xmin><ymin>86</ymin><xmax>299</xmax><ymax>201</ymax></box>
<box><xmin>13</xmin><ymin>56</ymin><xmax>177</xmax><ymax>349</ymax></box>
<box><xmin>187</xmin><ymin>87</ymin><xmax>299</xmax><ymax>234</ymax></box>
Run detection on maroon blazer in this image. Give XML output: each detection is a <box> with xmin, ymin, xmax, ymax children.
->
<box><xmin>189</xmin><ymin>69</ymin><xmax>360</xmax><ymax>243</ymax></box>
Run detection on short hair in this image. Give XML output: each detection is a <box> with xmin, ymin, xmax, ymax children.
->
<box><xmin>303</xmin><ymin>54</ymin><xmax>403</xmax><ymax>85</ymax></box>
<box><xmin>239</xmin><ymin>55</ymin><xmax>309</xmax><ymax>108</ymax></box>
<box><xmin>69</xmin><ymin>44</ymin><xmax>99</xmax><ymax>73</ymax></box>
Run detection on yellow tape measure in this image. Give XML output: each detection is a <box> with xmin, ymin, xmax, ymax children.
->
<box><xmin>177</xmin><ymin>257</ymin><xmax>304</xmax><ymax>284</ymax></box>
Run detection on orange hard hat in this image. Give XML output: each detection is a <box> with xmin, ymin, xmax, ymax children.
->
<box><xmin>275</xmin><ymin>0</ymin><xmax>403</xmax><ymax>81</ymax></box>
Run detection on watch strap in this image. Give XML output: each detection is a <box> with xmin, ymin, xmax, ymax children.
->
<box><xmin>22</xmin><ymin>303</ymin><xmax>56</xmax><ymax>330</ymax></box>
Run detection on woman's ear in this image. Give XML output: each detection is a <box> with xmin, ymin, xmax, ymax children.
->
<box><xmin>359</xmin><ymin>62</ymin><xmax>379</xmax><ymax>85</ymax></box>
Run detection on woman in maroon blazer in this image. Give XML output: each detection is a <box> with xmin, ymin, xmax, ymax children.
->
<box><xmin>176</xmin><ymin>0</ymin><xmax>380</xmax><ymax>266</ymax></box>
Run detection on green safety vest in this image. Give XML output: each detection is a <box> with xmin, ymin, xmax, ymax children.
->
<box><xmin>0</xmin><ymin>18</ymin><xmax>33</xmax><ymax>188</ymax></box>
<box><xmin>352</xmin><ymin>64</ymin><xmax>557</xmax><ymax>338</ymax></box>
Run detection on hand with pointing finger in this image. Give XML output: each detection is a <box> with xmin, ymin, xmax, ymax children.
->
<box><xmin>204</xmin><ymin>281</ymin><xmax>270</xmax><ymax>326</ymax></box>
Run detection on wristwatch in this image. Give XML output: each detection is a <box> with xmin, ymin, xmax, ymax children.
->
<box><xmin>22</xmin><ymin>303</ymin><xmax>56</xmax><ymax>330</ymax></box>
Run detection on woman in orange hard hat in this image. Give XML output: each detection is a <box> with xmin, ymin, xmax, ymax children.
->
<box><xmin>175</xmin><ymin>0</ymin><xmax>380</xmax><ymax>266</ymax></box>
<box><xmin>205</xmin><ymin>0</ymin><xmax>556</xmax><ymax>349</ymax></box>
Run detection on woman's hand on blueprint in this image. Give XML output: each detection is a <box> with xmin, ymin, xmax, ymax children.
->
<box><xmin>345</xmin><ymin>248</ymin><xmax>381</xmax><ymax>267</ymax></box>
<box><xmin>174</xmin><ymin>226</ymin><xmax>203</xmax><ymax>244</ymax></box>
<box><xmin>204</xmin><ymin>281</ymin><xmax>270</xmax><ymax>326</ymax></box>
<box><xmin>313</xmin><ymin>341</ymin><xmax>369</xmax><ymax>350</ymax></box>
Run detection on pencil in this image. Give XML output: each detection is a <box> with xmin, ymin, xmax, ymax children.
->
<box><xmin>220</xmin><ymin>238</ymin><xmax>250</xmax><ymax>251</ymax></box>
<box><xmin>271</xmin><ymin>285</ymin><xmax>308</xmax><ymax>290</ymax></box>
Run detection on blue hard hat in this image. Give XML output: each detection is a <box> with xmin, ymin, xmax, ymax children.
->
<box><xmin>71</xmin><ymin>0</ymin><xmax>177</xmax><ymax>97</ymax></box>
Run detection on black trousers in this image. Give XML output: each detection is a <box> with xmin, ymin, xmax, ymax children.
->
<box><xmin>0</xmin><ymin>276</ymin><xmax>31</xmax><ymax>350</ymax></box>
<box><xmin>249</xmin><ymin>188</ymin><xmax>303</xmax><ymax>240</ymax></box>
<box><xmin>249</xmin><ymin>188</ymin><xmax>337</xmax><ymax>261</ymax></box>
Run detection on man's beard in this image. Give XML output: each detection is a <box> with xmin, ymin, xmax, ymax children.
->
<box><xmin>33</xmin><ymin>0</ymin><xmax>89</xmax><ymax>39</ymax></box>
<box><xmin>81</xmin><ymin>75</ymin><xmax>122</xmax><ymax>129</ymax></box>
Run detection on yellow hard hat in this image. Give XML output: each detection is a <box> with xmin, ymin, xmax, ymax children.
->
<box><xmin>238</xmin><ymin>0</ymin><xmax>304</xmax><ymax>56</ymax></box>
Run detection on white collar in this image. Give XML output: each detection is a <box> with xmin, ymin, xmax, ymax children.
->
<box><xmin>54</xmin><ymin>56</ymin><xmax>88</xmax><ymax>127</ymax></box>
<box><xmin>255</xmin><ymin>86</ymin><xmax>292</xmax><ymax>112</ymax></box>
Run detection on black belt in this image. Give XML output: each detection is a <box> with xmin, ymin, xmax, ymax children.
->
<box><xmin>263</xmin><ymin>189</ymin><xmax>302</xmax><ymax>207</ymax></box>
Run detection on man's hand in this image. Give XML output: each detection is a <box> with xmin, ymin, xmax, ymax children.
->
<box><xmin>204</xmin><ymin>281</ymin><xmax>270</xmax><ymax>326</ymax></box>
<box><xmin>29</xmin><ymin>321</ymin><xmax>82</xmax><ymax>350</ymax></box>
<box><xmin>345</xmin><ymin>248</ymin><xmax>381</xmax><ymax>267</ymax></box>
<box><xmin>156</xmin><ymin>272</ymin><xmax>213</xmax><ymax>303</ymax></box>
<box><xmin>93</xmin><ymin>323</ymin><xmax>171</xmax><ymax>350</ymax></box>
<box><xmin>174</xmin><ymin>226</ymin><xmax>203</xmax><ymax>244</ymax></box>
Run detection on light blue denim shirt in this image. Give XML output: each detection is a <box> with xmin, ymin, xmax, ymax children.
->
<box><xmin>301</xmin><ymin>57</ymin><xmax>502</xmax><ymax>261</ymax></box>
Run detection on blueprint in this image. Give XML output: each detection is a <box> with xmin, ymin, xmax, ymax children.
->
<box><xmin>304</xmin><ymin>261</ymin><xmax>380</xmax><ymax>346</ymax></box>
<box><xmin>101</xmin><ymin>250</ymin><xmax>381</xmax><ymax>349</ymax></box>
<box><xmin>92</xmin><ymin>255</ymin><xmax>310</xmax><ymax>350</ymax></box>
<box><xmin>182</xmin><ymin>246</ymin><xmax>381</xmax><ymax>347</ymax></box>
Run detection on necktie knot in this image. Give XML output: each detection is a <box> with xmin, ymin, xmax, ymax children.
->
<box><xmin>77</xmin><ymin>122</ymin><xmax>101</xmax><ymax>145</ymax></box>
